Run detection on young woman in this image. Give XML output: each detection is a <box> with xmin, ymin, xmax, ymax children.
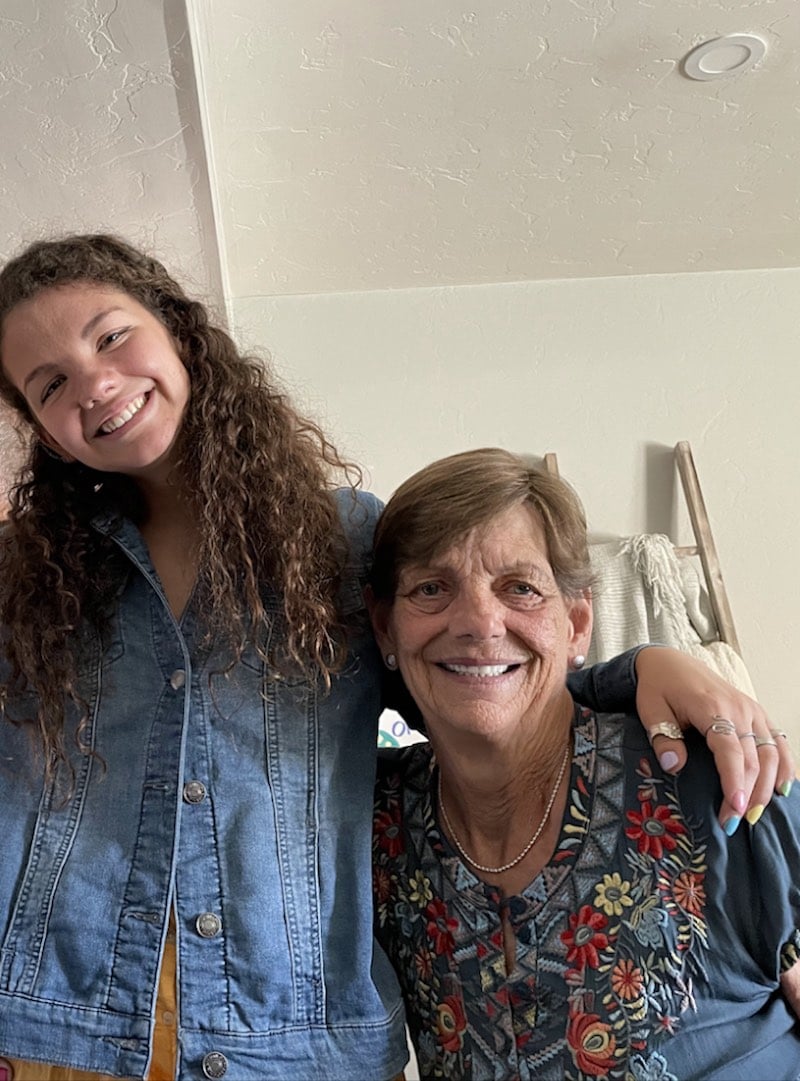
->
<box><xmin>0</xmin><ymin>235</ymin><xmax>786</xmax><ymax>1081</ymax></box>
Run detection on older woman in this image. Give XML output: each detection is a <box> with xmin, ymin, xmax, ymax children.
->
<box><xmin>368</xmin><ymin>448</ymin><xmax>800</xmax><ymax>1081</ymax></box>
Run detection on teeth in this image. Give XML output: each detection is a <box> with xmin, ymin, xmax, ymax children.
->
<box><xmin>100</xmin><ymin>395</ymin><xmax>146</xmax><ymax>435</ymax></box>
<box><xmin>442</xmin><ymin>663</ymin><xmax>513</xmax><ymax>677</ymax></box>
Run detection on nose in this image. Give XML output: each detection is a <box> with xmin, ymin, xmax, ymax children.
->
<box><xmin>76</xmin><ymin>362</ymin><xmax>118</xmax><ymax>410</ymax></box>
<box><xmin>449</xmin><ymin>583</ymin><xmax>506</xmax><ymax>640</ymax></box>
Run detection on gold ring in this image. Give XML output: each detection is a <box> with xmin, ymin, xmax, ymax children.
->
<box><xmin>648</xmin><ymin>720</ymin><xmax>685</xmax><ymax>744</ymax></box>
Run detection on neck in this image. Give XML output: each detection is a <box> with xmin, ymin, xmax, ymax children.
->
<box><xmin>134</xmin><ymin>476</ymin><xmax>200</xmax><ymax>620</ymax></box>
<box><xmin>134</xmin><ymin>469</ymin><xmax>194</xmax><ymax>532</ymax></box>
<box><xmin>433</xmin><ymin>695</ymin><xmax>574</xmax><ymax>875</ymax></box>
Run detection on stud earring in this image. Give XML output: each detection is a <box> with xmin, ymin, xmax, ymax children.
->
<box><xmin>571</xmin><ymin>654</ymin><xmax>586</xmax><ymax>670</ymax></box>
<box><xmin>385</xmin><ymin>653</ymin><xmax>398</xmax><ymax>670</ymax></box>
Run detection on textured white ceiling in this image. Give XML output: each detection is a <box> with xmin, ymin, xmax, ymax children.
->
<box><xmin>0</xmin><ymin>0</ymin><xmax>798</xmax><ymax>300</ymax></box>
<box><xmin>193</xmin><ymin>0</ymin><xmax>800</xmax><ymax>296</ymax></box>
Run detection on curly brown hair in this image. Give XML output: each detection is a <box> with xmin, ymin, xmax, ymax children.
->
<box><xmin>0</xmin><ymin>234</ymin><xmax>361</xmax><ymax>776</ymax></box>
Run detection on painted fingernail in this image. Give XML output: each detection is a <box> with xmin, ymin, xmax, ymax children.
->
<box><xmin>658</xmin><ymin>751</ymin><xmax>680</xmax><ymax>772</ymax></box>
<box><xmin>723</xmin><ymin>815</ymin><xmax>741</xmax><ymax>837</ymax></box>
<box><xmin>730</xmin><ymin>789</ymin><xmax>747</xmax><ymax>815</ymax></box>
<box><xmin>745</xmin><ymin>804</ymin><xmax>764</xmax><ymax>826</ymax></box>
<box><xmin>779</xmin><ymin>780</ymin><xmax>793</xmax><ymax>798</ymax></box>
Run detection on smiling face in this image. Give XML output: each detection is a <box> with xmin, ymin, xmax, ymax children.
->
<box><xmin>0</xmin><ymin>282</ymin><xmax>191</xmax><ymax>483</ymax></box>
<box><xmin>372</xmin><ymin>502</ymin><xmax>593</xmax><ymax>745</ymax></box>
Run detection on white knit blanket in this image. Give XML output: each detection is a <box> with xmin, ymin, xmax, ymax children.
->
<box><xmin>586</xmin><ymin>534</ymin><xmax>755</xmax><ymax>698</ymax></box>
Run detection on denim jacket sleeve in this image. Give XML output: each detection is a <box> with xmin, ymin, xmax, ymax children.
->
<box><xmin>567</xmin><ymin>647</ymin><xmax>646</xmax><ymax>714</ymax></box>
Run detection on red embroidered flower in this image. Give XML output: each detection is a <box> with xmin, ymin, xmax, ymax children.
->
<box><xmin>560</xmin><ymin>905</ymin><xmax>609</xmax><ymax>970</ymax></box>
<box><xmin>436</xmin><ymin>994</ymin><xmax>467</xmax><ymax>1053</ymax></box>
<box><xmin>425</xmin><ymin>898</ymin><xmax>458</xmax><ymax>955</ymax></box>
<box><xmin>372</xmin><ymin>865</ymin><xmax>392</xmax><ymax>905</ymax></box>
<box><xmin>672</xmin><ymin>870</ymin><xmax>706</xmax><ymax>916</ymax></box>
<box><xmin>374</xmin><ymin>807</ymin><xmax>404</xmax><ymax>858</ymax></box>
<box><xmin>567</xmin><ymin>1006</ymin><xmax>617</xmax><ymax>1076</ymax></box>
<box><xmin>610</xmin><ymin>958</ymin><xmax>644</xmax><ymax>1001</ymax></box>
<box><xmin>414</xmin><ymin>947</ymin><xmax>433</xmax><ymax>982</ymax></box>
<box><xmin>625</xmin><ymin>800</ymin><xmax>686</xmax><ymax>860</ymax></box>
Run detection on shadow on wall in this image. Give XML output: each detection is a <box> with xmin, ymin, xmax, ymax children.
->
<box><xmin>0</xmin><ymin>402</ymin><xmax>27</xmax><ymax>517</ymax></box>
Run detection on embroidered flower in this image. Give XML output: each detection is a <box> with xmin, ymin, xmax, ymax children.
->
<box><xmin>435</xmin><ymin>994</ymin><xmax>467</xmax><ymax>1053</ymax></box>
<box><xmin>625</xmin><ymin>801</ymin><xmax>686</xmax><ymax>860</ymax></box>
<box><xmin>408</xmin><ymin>869</ymin><xmax>433</xmax><ymax>906</ymax></box>
<box><xmin>414</xmin><ymin>946</ymin><xmax>434</xmax><ymax>982</ymax></box>
<box><xmin>561</xmin><ymin>904</ymin><xmax>609</xmax><ymax>970</ymax></box>
<box><xmin>630</xmin><ymin>901</ymin><xmax>670</xmax><ymax>949</ymax></box>
<box><xmin>671</xmin><ymin>870</ymin><xmax>706</xmax><ymax>916</ymax></box>
<box><xmin>630</xmin><ymin>1050</ymin><xmax>679</xmax><ymax>1081</ymax></box>
<box><xmin>374</xmin><ymin>807</ymin><xmax>404</xmax><ymax>857</ymax></box>
<box><xmin>425</xmin><ymin>897</ymin><xmax>459</xmax><ymax>955</ymax></box>
<box><xmin>567</xmin><ymin>1006</ymin><xmax>617</xmax><ymax>1076</ymax></box>
<box><xmin>594</xmin><ymin>872</ymin><xmax>634</xmax><ymax>916</ymax></box>
<box><xmin>372</xmin><ymin>865</ymin><xmax>393</xmax><ymax>905</ymax></box>
<box><xmin>611</xmin><ymin>957</ymin><xmax>644</xmax><ymax>1000</ymax></box>
<box><xmin>656</xmin><ymin>1013</ymin><xmax>679</xmax><ymax>1035</ymax></box>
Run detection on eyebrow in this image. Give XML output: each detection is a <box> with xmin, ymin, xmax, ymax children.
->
<box><xmin>22</xmin><ymin>307</ymin><xmax>125</xmax><ymax>393</ymax></box>
<box><xmin>81</xmin><ymin>307</ymin><xmax>124</xmax><ymax>340</ymax></box>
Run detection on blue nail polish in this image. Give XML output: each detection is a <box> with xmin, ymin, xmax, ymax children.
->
<box><xmin>723</xmin><ymin>815</ymin><xmax>741</xmax><ymax>837</ymax></box>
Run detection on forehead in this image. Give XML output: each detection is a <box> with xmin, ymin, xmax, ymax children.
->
<box><xmin>1</xmin><ymin>284</ymin><xmax>136</xmax><ymax>378</ymax></box>
<box><xmin>4</xmin><ymin>283</ymin><xmax>132</xmax><ymax>338</ymax></box>
<box><xmin>404</xmin><ymin>503</ymin><xmax>552</xmax><ymax>575</ymax></box>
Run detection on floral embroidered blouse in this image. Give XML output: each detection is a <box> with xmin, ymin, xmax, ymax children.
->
<box><xmin>373</xmin><ymin>706</ymin><xmax>800</xmax><ymax>1080</ymax></box>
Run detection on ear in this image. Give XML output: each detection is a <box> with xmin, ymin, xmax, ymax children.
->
<box><xmin>364</xmin><ymin>585</ymin><xmax>397</xmax><ymax>659</ymax></box>
<box><xmin>36</xmin><ymin>425</ymin><xmax>76</xmax><ymax>464</ymax></box>
<box><xmin>566</xmin><ymin>588</ymin><xmax>593</xmax><ymax>659</ymax></box>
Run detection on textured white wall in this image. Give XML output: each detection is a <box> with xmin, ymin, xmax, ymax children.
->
<box><xmin>0</xmin><ymin>0</ymin><xmax>222</xmax><ymax>304</ymax></box>
<box><xmin>234</xmin><ymin>266</ymin><xmax>800</xmax><ymax>741</ymax></box>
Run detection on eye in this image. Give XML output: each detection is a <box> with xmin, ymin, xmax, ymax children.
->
<box><xmin>99</xmin><ymin>328</ymin><xmax>128</xmax><ymax>349</ymax></box>
<box><xmin>402</xmin><ymin>578</ymin><xmax>452</xmax><ymax>611</ymax></box>
<box><xmin>41</xmin><ymin>374</ymin><xmax>66</xmax><ymax>403</ymax></box>
<box><xmin>504</xmin><ymin>581</ymin><xmax>545</xmax><ymax>605</ymax></box>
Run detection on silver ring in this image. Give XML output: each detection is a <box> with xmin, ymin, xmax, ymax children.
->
<box><xmin>738</xmin><ymin>732</ymin><xmax>757</xmax><ymax>741</ymax></box>
<box><xmin>755</xmin><ymin>737</ymin><xmax>778</xmax><ymax>749</ymax></box>
<box><xmin>648</xmin><ymin>720</ymin><xmax>685</xmax><ymax>745</ymax></box>
<box><xmin>770</xmin><ymin>728</ymin><xmax>789</xmax><ymax>740</ymax></box>
<box><xmin>704</xmin><ymin>719</ymin><xmax>737</xmax><ymax>738</ymax></box>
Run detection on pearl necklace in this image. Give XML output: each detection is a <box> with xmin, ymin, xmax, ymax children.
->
<box><xmin>437</xmin><ymin>743</ymin><xmax>571</xmax><ymax>874</ymax></box>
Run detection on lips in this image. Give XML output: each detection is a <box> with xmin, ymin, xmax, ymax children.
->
<box><xmin>97</xmin><ymin>393</ymin><xmax>148</xmax><ymax>436</ymax></box>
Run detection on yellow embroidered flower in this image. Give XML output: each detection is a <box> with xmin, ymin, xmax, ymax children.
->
<box><xmin>408</xmin><ymin>870</ymin><xmax>433</xmax><ymax>906</ymax></box>
<box><xmin>594</xmin><ymin>872</ymin><xmax>634</xmax><ymax>916</ymax></box>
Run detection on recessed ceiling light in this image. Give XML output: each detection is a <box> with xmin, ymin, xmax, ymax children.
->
<box><xmin>681</xmin><ymin>33</ymin><xmax>767</xmax><ymax>81</ymax></box>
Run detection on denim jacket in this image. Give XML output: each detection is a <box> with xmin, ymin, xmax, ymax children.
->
<box><xmin>0</xmin><ymin>489</ymin><xmax>639</xmax><ymax>1080</ymax></box>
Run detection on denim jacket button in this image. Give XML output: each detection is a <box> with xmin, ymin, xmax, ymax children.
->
<box><xmin>183</xmin><ymin>781</ymin><xmax>207</xmax><ymax>804</ymax></box>
<box><xmin>196</xmin><ymin>912</ymin><xmax>222</xmax><ymax>938</ymax></box>
<box><xmin>169</xmin><ymin>669</ymin><xmax>186</xmax><ymax>690</ymax></box>
<box><xmin>201</xmin><ymin>1051</ymin><xmax>228</xmax><ymax>1078</ymax></box>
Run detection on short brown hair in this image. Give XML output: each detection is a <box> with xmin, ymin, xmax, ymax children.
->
<box><xmin>371</xmin><ymin>447</ymin><xmax>592</xmax><ymax>601</ymax></box>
